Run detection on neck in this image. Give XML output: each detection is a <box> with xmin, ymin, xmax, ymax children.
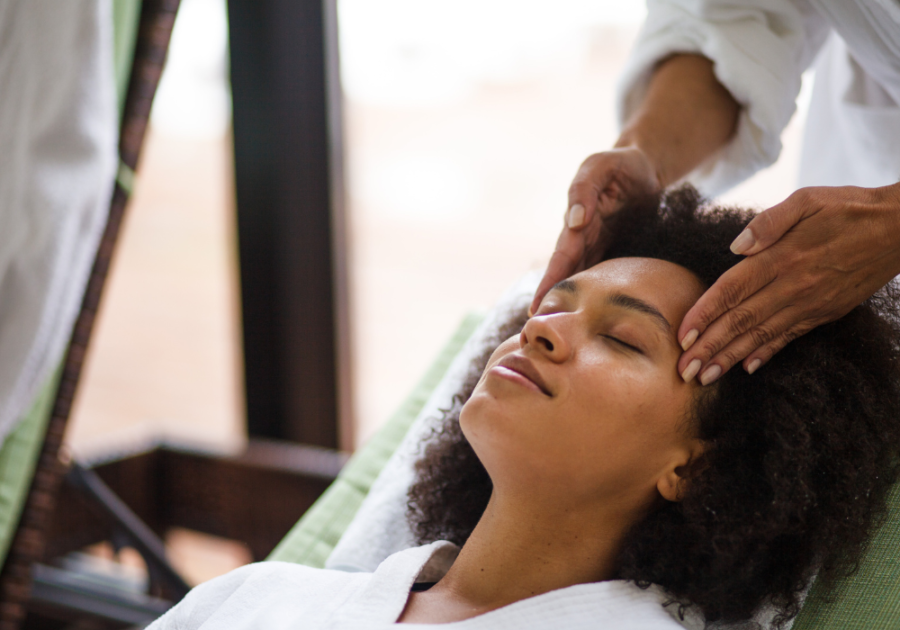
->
<box><xmin>433</xmin><ymin>490</ymin><xmax>638</xmax><ymax>612</ymax></box>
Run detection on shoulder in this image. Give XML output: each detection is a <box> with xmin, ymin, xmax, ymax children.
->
<box><xmin>589</xmin><ymin>581</ymin><xmax>703</xmax><ymax>630</ymax></box>
<box><xmin>483</xmin><ymin>580</ymin><xmax>702</xmax><ymax>630</ymax></box>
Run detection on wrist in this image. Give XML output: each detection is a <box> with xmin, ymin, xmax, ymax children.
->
<box><xmin>875</xmin><ymin>182</ymin><xmax>900</xmax><ymax>246</ymax></box>
<box><xmin>614</xmin><ymin>55</ymin><xmax>739</xmax><ymax>189</ymax></box>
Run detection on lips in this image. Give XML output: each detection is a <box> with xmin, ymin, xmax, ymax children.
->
<box><xmin>496</xmin><ymin>354</ymin><xmax>552</xmax><ymax>397</ymax></box>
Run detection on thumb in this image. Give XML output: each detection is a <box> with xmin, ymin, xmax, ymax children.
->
<box><xmin>565</xmin><ymin>189</ymin><xmax>596</xmax><ymax>233</ymax></box>
<box><xmin>530</xmin><ymin>230</ymin><xmax>584</xmax><ymax>314</ymax></box>
<box><xmin>566</xmin><ymin>159</ymin><xmax>615</xmax><ymax>231</ymax></box>
<box><xmin>730</xmin><ymin>190</ymin><xmax>813</xmax><ymax>256</ymax></box>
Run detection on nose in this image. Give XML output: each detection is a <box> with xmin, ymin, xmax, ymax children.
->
<box><xmin>520</xmin><ymin>313</ymin><xmax>571</xmax><ymax>362</ymax></box>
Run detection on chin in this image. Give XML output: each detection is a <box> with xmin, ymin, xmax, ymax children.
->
<box><xmin>461</xmin><ymin>394</ymin><xmax>552</xmax><ymax>484</ymax></box>
<box><xmin>460</xmin><ymin>388</ymin><xmax>518</xmax><ymax>436</ymax></box>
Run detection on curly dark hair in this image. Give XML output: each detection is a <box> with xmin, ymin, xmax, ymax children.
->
<box><xmin>406</xmin><ymin>186</ymin><xmax>900</xmax><ymax>626</ymax></box>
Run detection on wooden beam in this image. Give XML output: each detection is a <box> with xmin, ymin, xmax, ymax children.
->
<box><xmin>46</xmin><ymin>441</ymin><xmax>346</xmax><ymax>562</ymax></box>
<box><xmin>158</xmin><ymin>442</ymin><xmax>342</xmax><ymax>559</ymax></box>
<box><xmin>227</xmin><ymin>0</ymin><xmax>353</xmax><ymax>450</ymax></box>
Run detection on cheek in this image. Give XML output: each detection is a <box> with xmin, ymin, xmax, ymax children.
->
<box><xmin>555</xmin><ymin>364</ymin><xmax>692</xmax><ymax>485</ymax></box>
<box><xmin>460</xmin><ymin>349</ymin><xmax>695</xmax><ymax>498</ymax></box>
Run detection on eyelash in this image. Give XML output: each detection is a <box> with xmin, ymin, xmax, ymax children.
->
<box><xmin>603</xmin><ymin>335</ymin><xmax>643</xmax><ymax>354</ymax></box>
<box><xmin>534</xmin><ymin>309</ymin><xmax>645</xmax><ymax>354</ymax></box>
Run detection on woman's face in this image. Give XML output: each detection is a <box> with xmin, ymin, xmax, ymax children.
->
<box><xmin>460</xmin><ymin>257</ymin><xmax>707</xmax><ymax>512</ymax></box>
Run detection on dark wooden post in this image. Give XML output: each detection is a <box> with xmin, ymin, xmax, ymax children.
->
<box><xmin>227</xmin><ymin>0</ymin><xmax>353</xmax><ymax>450</ymax></box>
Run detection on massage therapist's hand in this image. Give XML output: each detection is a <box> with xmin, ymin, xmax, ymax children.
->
<box><xmin>530</xmin><ymin>147</ymin><xmax>660</xmax><ymax>315</ymax></box>
<box><xmin>531</xmin><ymin>54</ymin><xmax>742</xmax><ymax>315</ymax></box>
<box><xmin>678</xmin><ymin>183</ymin><xmax>900</xmax><ymax>385</ymax></box>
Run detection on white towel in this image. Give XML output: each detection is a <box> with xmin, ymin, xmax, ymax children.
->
<box><xmin>149</xmin><ymin>541</ymin><xmax>706</xmax><ymax>630</ymax></box>
<box><xmin>0</xmin><ymin>0</ymin><xmax>117</xmax><ymax>443</ymax></box>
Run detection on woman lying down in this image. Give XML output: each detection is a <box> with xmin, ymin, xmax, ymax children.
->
<box><xmin>149</xmin><ymin>187</ymin><xmax>900</xmax><ymax>629</ymax></box>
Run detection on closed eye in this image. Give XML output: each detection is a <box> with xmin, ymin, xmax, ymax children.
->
<box><xmin>603</xmin><ymin>335</ymin><xmax>643</xmax><ymax>354</ymax></box>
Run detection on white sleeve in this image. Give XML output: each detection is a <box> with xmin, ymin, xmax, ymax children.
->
<box><xmin>617</xmin><ymin>0</ymin><xmax>830</xmax><ymax>196</ymax></box>
<box><xmin>145</xmin><ymin>565</ymin><xmax>261</xmax><ymax>630</ymax></box>
<box><xmin>0</xmin><ymin>0</ymin><xmax>116</xmax><ymax>443</ymax></box>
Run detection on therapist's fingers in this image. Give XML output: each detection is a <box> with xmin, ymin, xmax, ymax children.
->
<box><xmin>531</xmin><ymin>211</ymin><xmax>603</xmax><ymax>315</ymax></box>
<box><xmin>687</xmin><ymin>307</ymin><xmax>812</xmax><ymax>385</ymax></box>
<box><xmin>677</xmin><ymin>250</ymin><xmax>778</xmax><ymax>363</ymax></box>
<box><xmin>533</xmin><ymin>149</ymin><xmax>661</xmax><ymax>313</ymax></box>
<box><xmin>567</xmin><ymin>154</ymin><xmax>628</xmax><ymax>229</ymax></box>
<box><xmin>682</xmin><ymin>188</ymin><xmax>825</xmax><ymax>348</ymax></box>
<box><xmin>739</xmin><ymin>320</ymin><xmax>819</xmax><ymax>375</ymax></box>
<box><xmin>678</xmin><ymin>285</ymin><xmax>788</xmax><ymax>382</ymax></box>
<box><xmin>565</xmin><ymin>167</ymin><xmax>601</xmax><ymax>233</ymax></box>
<box><xmin>679</xmin><ymin>184</ymin><xmax>900</xmax><ymax>383</ymax></box>
<box><xmin>532</xmin><ymin>232</ymin><xmax>585</xmax><ymax>315</ymax></box>
<box><xmin>729</xmin><ymin>189</ymin><xmax>821</xmax><ymax>256</ymax></box>
<box><xmin>678</xmin><ymin>184</ymin><xmax>899</xmax><ymax>356</ymax></box>
<box><xmin>567</xmin><ymin>152</ymin><xmax>624</xmax><ymax>226</ymax></box>
<box><xmin>566</xmin><ymin>148</ymin><xmax>661</xmax><ymax>229</ymax></box>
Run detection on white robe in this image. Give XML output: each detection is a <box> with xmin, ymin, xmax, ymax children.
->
<box><xmin>617</xmin><ymin>0</ymin><xmax>900</xmax><ymax>195</ymax></box>
<box><xmin>147</xmin><ymin>541</ymin><xmax>702</xmax><ymax>630</ymax></box>
<box><xmin>0</xmin><ymin>0</ymin><xmax>116</xmax><ymax>442</ymax></box>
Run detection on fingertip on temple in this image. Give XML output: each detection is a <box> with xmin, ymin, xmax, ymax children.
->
<box><xmin>680</xmin><ymin>328</ymin><xmax>698</xmax><ymax>351</ymax></box>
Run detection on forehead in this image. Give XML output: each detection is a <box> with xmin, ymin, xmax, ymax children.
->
<box><xmin>572</xmin><ymin>257</ymin><xmax>705</xmax><ymax>321</ymax></box>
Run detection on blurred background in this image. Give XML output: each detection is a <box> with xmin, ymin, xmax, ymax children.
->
<box><xmin>61</xmin><ymin>0</ymin><xmax>811</xmax><ymax>586</ymax></box>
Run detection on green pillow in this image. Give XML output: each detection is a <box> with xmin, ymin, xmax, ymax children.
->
<box><xmin>267</xmin><ymin>314</ymin><xmax>484</xmax><ymax>567</ymax></box>
<box><xmin>793</xmin><ymin>481</ymin><xmax>900</xmax><ymax>629</ymax></box>
<box><xmin>112</xmin><ymin>0</ymin><xmax>142</xmax><ymax>121</ymax></box>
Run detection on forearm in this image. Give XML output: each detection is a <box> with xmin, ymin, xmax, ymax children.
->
<box><xmin>615</xmin><ymin>54</ymin><xmax>740</xmax><ymax>188</ymax></box>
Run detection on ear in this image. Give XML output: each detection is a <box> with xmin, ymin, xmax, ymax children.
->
<box><xmin>656</xmin><ymin>440</ymin><xmax>706</xmax><ymax>502</ymax></box>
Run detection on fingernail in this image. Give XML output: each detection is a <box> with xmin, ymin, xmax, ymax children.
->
<box><xmin>730</xmin><ymin>229</ymin><xmax>755</xmax><ymax>255</ymax></box>
<box><xmin>527</xmin><ymin>306</ymin><xmax>534</xmax><ymax>318</ymax></box>
<box><xmin>681</xmin><ymin>359</ymin><xmax>702</xmax><ymax>383</ymax></box>
<box><xmin>700</xmin><ymin>364</ymin><xmax>723</xmax><ymax>386</ymax></box>
<box><xmin>747</xmin><ymin>358</ymin><xmax>761</xmax><ymax>375</ymax></box>
<box><xmin>566</xmin><ymin>203</ymin><xmax>585</xmax><ymax>228</ymax></box>
<box><xmin>680</xmin><ymin>329</ymin><xmax>698</xmax><ymax>352</ymax></box>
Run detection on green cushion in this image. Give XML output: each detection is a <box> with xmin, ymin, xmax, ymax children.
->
<box><xmin>793</xmin><ymin>481</ymin><xmax>900</xmax><ymax>629</ymax></box>
<box><xmin>266</xmin><ymin>313</ymin><xmax>484</xmax><ymax>567</ymax></box>
<box><xmin>111</xmin><ymin>0</ymin><xmax>142</xmax><ymax>194</ymax></box>
<box><xmin>0</xmin><ymin>371</ymin><xmax>61</xmax><ymax>568</ymax></box>
<box><xmin>112</xmin><ymin>0</ymin><xmax>142</xmax><ymax>122</ymax></box>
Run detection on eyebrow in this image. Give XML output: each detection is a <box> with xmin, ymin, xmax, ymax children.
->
<box><xmin>549</xmin><ymin>279</ymin><xmax>672</xmax><ymax>333</ymax></box>
<box><xmin>607</xmin><ymin>293</ymin><xmax>672</xmax><ymax>334</ymax></box>
<box><xmin>551</xmin><ymin>278</ymin><xmax>578</xmax><ymax>295</ymax></box>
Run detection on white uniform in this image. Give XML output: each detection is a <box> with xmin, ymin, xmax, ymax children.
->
<box><xmin>0</xmin><ymin>0</ymin><xmax>116</xmax><ymax>442</ymax></box>
<box><xmin>147</xmin><ymin>541</ymin><xmax>702</xmax><ymax>630</ymax></box>
<box><xmin>617</xmin><ymin>0</ymin><xmax>900</xmax><ymax>195</ymax></box>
